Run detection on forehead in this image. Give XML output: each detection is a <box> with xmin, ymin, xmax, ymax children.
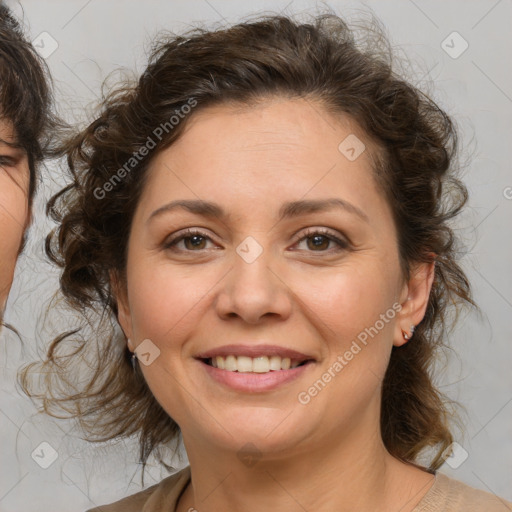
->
<box><xmin>142</xmin><ymin>98</ymin><xmax>383</xmax><ymax>210</ymax></box>
<box><xmin>175</xmin><ymin>97</ymin><xmax>370</xmax><ymax>155</ymax></box>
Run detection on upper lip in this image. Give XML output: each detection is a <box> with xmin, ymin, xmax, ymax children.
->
<box><xmin>195</xmin><ymin>344</ymin><xmax>315</xmax><ymax>362</ymax></box>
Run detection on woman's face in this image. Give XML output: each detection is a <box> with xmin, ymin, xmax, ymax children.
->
<box><xmin>117</xmin><ymin>97</ymin><xmax>431</xmax><ymax>458</ymax></box>
<box><xmin>0</xmin><ymin>120</ymin><xmax>30</xmax><ymax>322</ymax></box>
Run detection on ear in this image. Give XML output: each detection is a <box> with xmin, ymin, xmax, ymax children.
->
<box><xmin>394</xmin><ymin>259</ymin><xmax>436</xmax><ymax>347</ymax></box>
<box><xmin>110</xmin><ymin>270</ymin><xmax>134</xmax><ymax>350</ymax></box>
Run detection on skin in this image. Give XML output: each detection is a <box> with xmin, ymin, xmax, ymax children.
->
<box><xmin>0</xmin><ymin>119</ymin><xmax>30</xmax><ymax>324</ymax></box>
<box><xmin>116</xmin><ymin>97</ymin><xmax>436</xmax><ymax>512</ymax></box>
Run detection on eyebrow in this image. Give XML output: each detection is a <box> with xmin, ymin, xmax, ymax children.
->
<box><xmin>147</xmin><ymin>198</ymin><xmax>369</xmax><ymax>224</ymax></box>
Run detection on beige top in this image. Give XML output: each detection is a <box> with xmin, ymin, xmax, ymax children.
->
<box><xmin>88</xmin><ymin>466</ymin><xmax>512</xmax><ymax>511</ymax></box>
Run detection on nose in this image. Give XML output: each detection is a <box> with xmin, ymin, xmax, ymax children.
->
<box><xmin>214</xmin><ymin>238</ymin><xmax>293</xmax><ymax>325</ymax></box>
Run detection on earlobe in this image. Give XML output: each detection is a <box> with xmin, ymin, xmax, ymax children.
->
<box><xmin>394</xmin><ymin>259</ymin><xmax>436</xmax><ymax>347</ymax></box>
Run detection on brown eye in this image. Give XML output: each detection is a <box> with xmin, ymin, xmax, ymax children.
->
<box><xmin>163</xmin><ymin>229</ymin><xmax>215</xmax><ymax>252</ymax></box>
<box><xmin>293</xmin><ymin>228</ymin><xmax>350</xmax><ymax>253</ymax></box>
<box><xmin>306</xmin><ymin>234</ymin><xmax>331</xmax><ymax>251</ymax></box>
<box><xmin>182</xmin><ymin>234</ymin><xmax>208</xmax><ymax>250</ymax></box>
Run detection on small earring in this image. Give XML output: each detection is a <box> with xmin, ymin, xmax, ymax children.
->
<box><xmin>402</xmin><ymin>325</ymin><xmax>415</xmax><ymax>340</ymax></box>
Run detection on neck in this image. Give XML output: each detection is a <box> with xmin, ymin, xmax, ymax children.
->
<box><xmin>177</xmin><ymin>423</ymin><xmax>433</xmax><ymax>512</ymax></box>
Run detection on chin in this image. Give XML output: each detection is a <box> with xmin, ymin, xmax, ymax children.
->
<box><xmin>190</xmin><ymin>407</ymin><xmax>311</xmax><ymax>456</ymax></box>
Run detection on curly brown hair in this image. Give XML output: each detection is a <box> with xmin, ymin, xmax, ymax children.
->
<box><xmin>20</xmin><ymin>12</ymin><xmax>474</xmax><ymax>472</ymax></box>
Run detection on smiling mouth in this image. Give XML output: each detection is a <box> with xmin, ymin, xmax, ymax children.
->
<box><xmin>201</xmin><ymin>355</ymin><xmax>313</xmax><ymax>373</ymax></box>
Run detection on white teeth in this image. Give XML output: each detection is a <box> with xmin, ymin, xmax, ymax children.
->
<box><xmin>208</xmin><ymin>355</ymin><xmax>304</xmax><ymax>373</ymax></box>
<box><xmin>281</xmin><ymin>357</ymin><xmax>291</xmax><ymax>370</ymax></box>
<box><xmin>224</xmin><ymin>355</ymin><xmax>237</xmax><ymax>371</ymax></box>
<box><xmin>269</xmin><ymin>356</ymin><xmax>281</xmax><ymax>371</ymax></box>
<box><xmin>253</xmin><ymin>356</ymin><xmax>269</xmax><ymax>373</ymax></box>
<box><xmin>237</xmin><ymin>356</ymin><xmax>253</xmax><ymax>373</ymax></box>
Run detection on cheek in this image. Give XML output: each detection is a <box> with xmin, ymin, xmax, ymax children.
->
<box><xmin>126</xmin><ymin>261</ymin><xmax>215</xmax><ymax>344</ymax></box>
<box><xmin>292</xmin><ymin>258</ymin><xmax>400</xmax><ymax>405</ymax></box>
<box><xmin>293</xmin><ymin>265</ymin><xmax>399</xmax><ymax>420</ymax></box>
<box><xmin>296</xmin><ymin>260</ymin><xmax>399</xmax><ymax>342</ymax></box>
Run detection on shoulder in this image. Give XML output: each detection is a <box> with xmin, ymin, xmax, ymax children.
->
<box><xmin>413</xmin><ymin>471</ymin><xmax>512</xmax><ymax>512</ymax></box>
<box><xmin>85</xmin><ymin>466</ymin><xmax>191</xmax><ymax>512</ymax></box>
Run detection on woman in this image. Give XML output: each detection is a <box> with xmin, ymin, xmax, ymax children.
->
<box><xmin>21</xmin><ymin>13</ymin><xmax>512</xmax><ymax>511</ymax></box>
<box><xmin>0</xmin><ymin>3</ymin><xmax>55</xmax><ymax>328</ymax></box>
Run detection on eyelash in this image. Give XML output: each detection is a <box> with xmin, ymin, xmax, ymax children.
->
<box><xmin>163</xmin><ymin>227</ymin><xmax>350</xmax><ymax>254</ymax></box>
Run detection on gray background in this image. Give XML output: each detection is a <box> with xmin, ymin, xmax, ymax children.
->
<box><xmin>1</xmin><ymin>0</ymin><xmax>511</xmax><ymax>510</ymax></box>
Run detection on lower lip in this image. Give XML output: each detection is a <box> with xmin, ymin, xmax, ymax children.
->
<box><xmin>198</xmin><ymin>360</ymin><xmax>314</xmax><ymax>392</ymax></box>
